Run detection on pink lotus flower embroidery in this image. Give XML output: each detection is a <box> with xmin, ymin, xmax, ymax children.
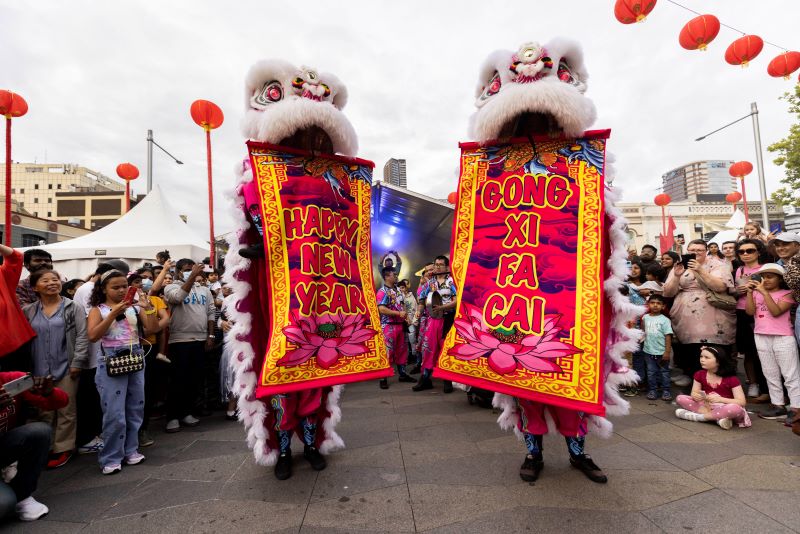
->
<box><xmin>448</xmin><ymin>304</ymin><xmax>582</xmax><ymax>375</ymax></box>
<box><xmin>278</xmin><ymin>312</ymin><xmax>377</xmax><ymax>369</ymax></box>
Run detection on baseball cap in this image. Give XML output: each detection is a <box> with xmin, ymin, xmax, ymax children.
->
<box><xmin>756</xmin><ymin>263</ymin><xmax>786</xmax><ymax>277</ymax></box>
<box><xmin>772</xmin><ymin>232</ymin><xmax>800</xmax><ymax>244</ymax></box>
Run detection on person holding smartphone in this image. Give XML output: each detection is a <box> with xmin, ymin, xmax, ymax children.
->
<box><xmin>0</xmin><ymin>373</ymin><xmax>68</xmax><ymax>521</ymax></box>
<box><xmin>663</xmin><ymin>239</ymin><xmax>736</xmax><ymax>381</ymax></box>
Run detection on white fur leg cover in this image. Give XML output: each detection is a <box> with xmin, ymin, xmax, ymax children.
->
<box><xmin>222</xmin><ymin>162</ymin><xmax>345</xmax><ymax>465</ymax></box>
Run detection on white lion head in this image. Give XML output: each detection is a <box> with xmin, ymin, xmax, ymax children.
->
<box><xmin>469</xmin><ymin>37</ymin><xmax>596</xmax><ymax>142</ymax></box>
<box><xmin>241</xmin><ymin>59</ymin><xmax>358</xmax><ymax>156</ymax></box>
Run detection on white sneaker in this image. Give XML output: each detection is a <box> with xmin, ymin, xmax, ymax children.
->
<box><xmin>78</xmin><ymin>436</ymin><xmax>104</xmax><ymax>454</ymax></box>
<box><xmin>672</xmin><ymin>375</ymin><xmax>692</xmax><ymax>387</ymax></box>
<box><xmin>101</xmin><ymin>464</ymin><xmax>122</xmax><ymax>475</ymax></box>
<box><xmin>2</xmin><ymin>461</ymin><xmax>18</xmax><ymax>483</ymax></box>
<box><xmin>16</xmin><ymin>496</ymin><xmax>48</xmax><ymax>521</ymax></box>
<box><xmin>747</xmin><ymin>384</ymin><xmax>759</xmax><ymax>397</ymax></box>
<box><xmin>165</xmin><ymin>419</ymin><xmax>181</xmax><ymax>433</ymax></box>
<box><xmin>124</xmin><ymin>452</ymin><xmax>146</xmax><ymax>465</ymax></box>
<box><xmin>180</xmin><ymin>415</ymin><xmax>200</xmax><ymax>427</ymax></box>
<box><xmin>717</xmin><ymin>418</ymin><xmax>733</xmax><ymax>430</ymax></box>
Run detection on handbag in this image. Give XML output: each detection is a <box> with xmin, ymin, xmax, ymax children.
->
<box><xmin>694</xmin><ymin>271</ymin><xmax>737</xmax><ymax>311</ymax></box>
<box><xmin>102</xmin><ymin>341</ymin><xmax>144</xmax><ymax>377</ymax></box>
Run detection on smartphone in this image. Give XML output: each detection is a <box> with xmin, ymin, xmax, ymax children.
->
<box><xmin>124</xmin><ymin>286</ymin><xmax>138</xmax><ymax>304</ymax></box>
<box><xmin>750</xmin><ymin>273</ymin><xmax>762</xmax><ymax>283</ymax></box>
<box><xmin>203</xmin><ymin>264</ymin><xmax>214</xmax><ymax>273</ymax></box>
<box><xmin>681</xmin><ymin>253</ymin><xmax>696</xmax><ymax>268</ymax></box>
<box><xmin>2</xmin><ymin>374</ymin><xmax>34</xmax><ymax>397</ymax></box>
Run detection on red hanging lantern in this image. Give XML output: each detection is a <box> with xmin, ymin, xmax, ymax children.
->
<box><xmin>190</xmin><ymin>99</ymin><xmax>224</xmax><ymax>268</ymax></box>
<box><xmin>653</xmin><ymin>193</ymin><xmax>671</xmax><ymax>206</ymax></box>
<box><xmin>614</xmin><ymin>0</ymin><xmax>657</xmax><ymax>24</ymax></box>
<box><xmin>725</xmin><ymin>191</ymin><xmax>742</xmax><ymax>204</ymax></box>
<box><xmin>190</xmin><ymin>100</ymin><xmax>224</xmax><ymax>131</ymax></box>
<box><xmin>116</xmin><ymin>163</ymin><xmax>140</xmax><ymax>213</ymax></box>
<box><xmin>729</xmin><ymin>161</ymin><xmax>753</xmax><ymax>178</ymax></box>
<box><xmin>725</xmin><ymin>35</ymin><xmax>764</xmax><ymax>67</ymax></box>
<box><xmin>447</xmin><ymin>191</ymin><xmax>458</xmax><ymax>204</ymax></box>
<box><xmin>679</xmin><ymin>14</ymin><xmax>720</xmax><ymax>51</ymax></box>
<box><xmin>0</xmin><ymin>90</ymin><xmax>28</xmax><ymax>118</ymax></box>
<box><xmin>767</xmin><ymin>51</ymin><xmax>800</xmax><ymax>79</ymax></box>
<box><xmin>1</xmin><ymin>90</ymin><xmax>28</xmax><ymax>246</ymax></box>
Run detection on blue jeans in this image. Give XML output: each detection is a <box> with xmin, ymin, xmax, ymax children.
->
<box><xmin>632</xmin><ymin>351</ymin><xmax>646</xmax><ymax>387</ymax></box>
<box><xmin>95</xmin><ymin>353</ymin><xmax>145</xmax><ymax>468</ymax></box>
<box><xmin>643</xmin><ymin>352</ymin><xmax>671</xmax><ymax>394</ymax></box>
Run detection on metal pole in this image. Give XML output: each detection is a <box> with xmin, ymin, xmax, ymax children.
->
<box><xmin>750</xmin><ymin>102</ymin><xmax>770</xmax><ymax>230</ymax></box>
<box><xmin>146</xmin><ymin>129</ymin><xmax>153</xmax><ymax>193</ymax></box>
<box><xmin>205</xmin><ymin>128</ymin><xmax>215</xmax><ymax>267</ymax></box>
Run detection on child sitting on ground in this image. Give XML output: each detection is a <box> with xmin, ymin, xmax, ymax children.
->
<box><xmin>674</xmin><ymin>346</ymin><xmax>750</xmax><ymax>430</ymax></box>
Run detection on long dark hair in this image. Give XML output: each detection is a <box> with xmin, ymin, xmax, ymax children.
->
<box><xmin>701</xmin><ymin>345</ymin><xmax>737</xmax><ymax>377</ymax></box>
<box><xmin>628</xmin><ymin>259</ymin><xmax>646</xmax><ymax>285</ymax></box>
<box><xmin>735</xmin><ymin>238</ymin><xmax>767</xmax><ymax>266</ymax></box>
<box><xmin>90</xmin><ymin>270</ymin><xmax>127</xmax><ymax>307</ymax></box>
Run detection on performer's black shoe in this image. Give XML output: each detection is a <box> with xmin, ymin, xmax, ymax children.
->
<box><xmin>569</xmin><ymin>454</ymin><xmax>607</xmax><ymax>484</ymax></box>
<box><xmin>442</xmin><ymin>380</ymin><xmax>454</xmax><ymax>394</ymax></box>
<box><xmin>519</xmin><ymin>453</ymin><xmax>544</xmax><ymax>482</ymax></box>
<box><xmin>407</xmin><ymin>365</ymin><xmax>421</xmax><ymax>375</ymax></box>
<box><xmin>274</xmin><ymin>451</ymin><xmax>293</xmax><ymax>480</ymax></box>
<box><xmin>379</xmin><ymin>378</ymin><xmax>389</xmax><ymax>389</ymax></box>
<box><xmin>398</xmin><ymin>375</ymin><xmax>416</xmax><ymax>383</ymax></box>
<box><xmin>238</xmin><ymin>243</ymin><xmax>265</xmax><ymax>259</ymax></box>
<box><xmin>412</xmin><ymin>378</ymin><xmax>433</xmax><ymax>392</ymax></box>
<box><xmin>303</xmin><ymin>445</ymin><xmax>327</xmax><ymax>471</ymax></box>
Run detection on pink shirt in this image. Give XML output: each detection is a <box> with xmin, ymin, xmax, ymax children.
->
<box><xmin>734</xmin><ymin>265</ymin><xmax>761</xmax><ymax>310</ymax></box>
<box><xmin>752</xmin><ymin>289</ymin><xmax>795</xmax><ymax>336</ymax></box>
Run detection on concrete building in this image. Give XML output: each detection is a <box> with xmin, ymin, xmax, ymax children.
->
<box><xmin>55</xmin><ymin>190</ymin><xmax>137</xmax><ymax>230</ymax></box>
<box><xmin>0</xmin><ymin>196</ymin><xmax>91</xmax><ymax>248</ymax></box>
<box><xmin>383</xmin><ymin>158</ymin><xmax>407</xmax><ymax>188</ymax></box>
<box><xmin>621</xmin><ymin>199</ymin><xmax>784</xmax><ymax>252</ymax></box>
<box><xmin>0</xmin><ymin>162</ymin><xmax>125</xmax><ymax>220</ymax></box>
<box><xmin>662</xmin><ymin>160</ymin><xmax>737</xmax><ymax>202</ymax></box>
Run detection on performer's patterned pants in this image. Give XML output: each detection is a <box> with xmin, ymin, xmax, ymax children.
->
<box><xmin>516</xmin><ymin>398</ymin><xmax>588</xmax><ymax>437</ymax></box>
<box><xmin>382</xmin><ymin>323</ymin><xmax>408</xmax><ymax>366</ymax></box>
<box><xmin>420</xmin><ymin>317</ymin><xmax>444</xmax><ymax>371</ymax></box>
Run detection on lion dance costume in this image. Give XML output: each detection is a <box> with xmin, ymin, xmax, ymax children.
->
<box><xmin>462</xmin><ymin>38</ymin><xmax>642</xmax><ymax>483</ymax></box>
<box><xmin>223</xmin><ymin>60</ymin><xmax>359</xmax><ymax>480</ymax></box>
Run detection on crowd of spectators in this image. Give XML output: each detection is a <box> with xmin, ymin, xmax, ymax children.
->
<box><xmin>626</xmin><ymin>229</ymin><xmax>800</xmax><ymax>436</ymax></box>
<box><xmin>0</xmin><ymin>245</ymin><xmax>231</xmax><ymax>521</ymax></box>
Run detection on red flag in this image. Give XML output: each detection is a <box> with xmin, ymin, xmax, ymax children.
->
<box><xmin>660</xmin><ymin>215</ymin><xmax>677</xmax><ymax>253</ymax></box>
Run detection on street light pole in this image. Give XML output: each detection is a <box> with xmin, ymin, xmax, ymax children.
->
<box><xmin>145</xmin><ymin>129</ymin><xmax>184</xmax><ymax>193</ymax></box>
<box><xmin>750</xmin><ymin>103</ymin><xmax>770</xmax><ymax>230</ymax></box>
<box><xmin>695</xmin><ymin>103</ymin><xmax>770</xmax><ymax>230</ymax></box>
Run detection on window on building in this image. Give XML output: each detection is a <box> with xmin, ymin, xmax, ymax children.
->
<box><xmin>48</xmin><ymin>184</ymin><xmax>53</xmax><ymax>189</ymax></box>
<box><xmin>57</xmin><ymin>184</ymin><xmax>62</xmax><ymax>189</ymax></box>
<box><xmin>34</xmin><ymin>184</ymin><xmax>39</xmax><ymax>189</ymax></box>
<box><xmin>33</xmin><ymin>198</ymin><xmax>38</xmax><ymax>203</ymax></box>
<box><xmin>20</xmin><ymin>188</ymin><xmax>24</xmax><ymax>194</ymax></box>
<box><xmin>47</xmin><ymin>212</ymin><xmax>52</xmax><ymax>218</ymax></box>
<box><xmin>21</xmin><ymin>234</ymin><xmax>42</xmax><ymax>247</ymax></box>
<box><xmin>48</xmin><ymin>198</ymin><xmax>52</xmax><ymax>203</ymax></box>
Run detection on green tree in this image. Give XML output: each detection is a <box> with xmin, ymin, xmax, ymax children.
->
<box><xmin>770</xmin><ymin>85</ymin><xmax>800</xmax><ymax>207</ymax></box>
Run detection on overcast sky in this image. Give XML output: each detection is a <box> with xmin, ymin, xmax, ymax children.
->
<box><xmin>2</xmin><ymin>1</ymin><xmax>798</xmax><ymax>240</ymax></box>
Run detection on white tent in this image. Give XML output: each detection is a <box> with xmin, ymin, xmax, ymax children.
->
<box><xmin>22</xmin><ymin>185</ymin><xmax>209</xmax><ymax>279</ymax></box>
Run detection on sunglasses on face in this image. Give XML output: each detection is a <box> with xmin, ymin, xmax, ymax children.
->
<box><xmin>737</xmin><ymin>248</ymin><xmax>758</xmax><ymax>254</ymax></box>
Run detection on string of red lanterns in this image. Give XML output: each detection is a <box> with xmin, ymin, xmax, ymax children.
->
<box><xmin>613</xmin><ymin>0</ymin><xmax>800</xmax><ymax>81</ymax></box>
<box><xmin>116</xmin><ymin>163</ymin><xmax>139</xmax><ymax>213</ymax></box>
<box><xmin>725</xmin><ymin>191</ymin><xmax>743</xmax><ymax>213</ymax></box>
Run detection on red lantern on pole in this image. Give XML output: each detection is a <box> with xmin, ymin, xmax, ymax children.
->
<box><xmin>725</xmin><ymin>191</ymin><xmax>743</xmax><ymax>213</ymax></box>
<box><xmin>729</xmin><ymin>161</ymin><xmax>753</xmax><ymax>221</ymax></box>
<box><xmin>447</xmin><ymin>191</ymin><xmax>458</xmax><ymax>204</ymax></box>
<box><xmin>725</xmin><ymin>35</ymin><xmax>764</xmax><ymax>67</ymax></box>
<box><xmin>0</xmin><ymin>90</ymin><xmax>28</xmax><ymax>246</ymax></box>
<box><xmin>678</xmin><ymin>14</ymin><xmax>720</xmax><ymax>51</ymax></box>
<box><xmin>116</xmin><ymin>163</ymin><xmax>140</xmax><ymax>213</ymax></box>
<box><xmin>654</xmin><ymin>193</ymin><xmax>671</xmax><ymax>242</ymax></box>
<box><xmin>767</xmin><ymin>51</ymin><xmax>800</xmax><ymax>79</ymax></box>
<box><xmin>190</xmin><ymin>99</ymin><xmax>224</xmax><ymax>267</ymax></box>
<box><xmin>614</xmin><ymin>0</ymin><xmax>657</xmax><ymax>24</ymax></box>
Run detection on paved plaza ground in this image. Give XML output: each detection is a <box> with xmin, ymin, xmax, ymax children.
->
<box><xmin>2</xmin><ymin>378</ymin><xmax>799</xmax><ymax>533</ymax></box>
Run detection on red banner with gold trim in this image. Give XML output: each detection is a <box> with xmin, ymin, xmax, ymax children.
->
<box><xmin>434</xmin><ymin>131</ymin><xmax>610</xmax><ymax>415</ymax></box>
<box><xmin>248</xmin><ymin>142</ymin><xmax>392</xmax><ymax>397</ymax></box>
